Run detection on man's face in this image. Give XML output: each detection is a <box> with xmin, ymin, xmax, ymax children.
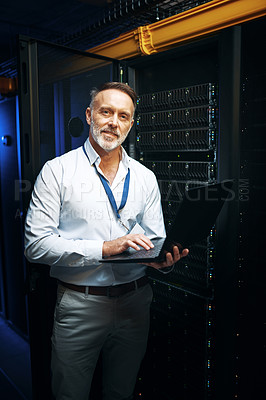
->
<box><xmin>86</xmin><ymin>89</ymin><xmax>134</xmax><ymax>152</ymax></box>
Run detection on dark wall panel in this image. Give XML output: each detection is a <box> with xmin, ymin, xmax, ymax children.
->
<box><xmin>0</xmin><ymin>96</ymin><xmax>28</xmax><ymax>335</ymax></box>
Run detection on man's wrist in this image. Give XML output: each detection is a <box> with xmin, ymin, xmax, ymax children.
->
<box><xmin>102</xmin><ymin>241</ymin><xmax>110</xmax><ymax>257</ymax></box>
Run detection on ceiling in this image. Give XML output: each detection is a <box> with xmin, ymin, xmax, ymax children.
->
<box><xmin>0</xmin><ymin>0</ymin><xmax>212</xmax><ymax>78</ymax></box>
<box><xmin>0</xmin><ymin>0</ymin><xmax>111</xmax><ymax>65</ymax></box>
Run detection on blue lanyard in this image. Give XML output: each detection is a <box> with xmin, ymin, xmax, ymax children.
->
<box><xmin>94</xmin><ymin>165</ymin><xmax>130</xmax><ymax>220</ymax></box>
<box><xmin>83</xmin><ymin>145</ymin><xmax>130</xmax><ymax>222</ymax></box>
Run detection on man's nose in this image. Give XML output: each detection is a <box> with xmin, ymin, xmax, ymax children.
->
<box><xmin>108</xmin><ymin>113</ymin><xmax>118</xmax><ymax>127</ymax></box>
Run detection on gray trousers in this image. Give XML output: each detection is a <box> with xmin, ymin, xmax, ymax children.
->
<box><xmin>51</xmin><ymin>282</ymin><xmax>153</xmax><ymax>400</ymax></box>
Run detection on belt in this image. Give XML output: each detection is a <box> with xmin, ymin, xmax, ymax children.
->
<box><xmin>58</xmin><ymin>275</ymin><xmax>149</xmax><ymax>297</ymax></box>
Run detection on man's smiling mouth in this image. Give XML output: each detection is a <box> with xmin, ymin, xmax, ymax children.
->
<box><xmin>102</xmin><ymin>130</ymin><xmax>119</xmax><ymax>138</ymax></box>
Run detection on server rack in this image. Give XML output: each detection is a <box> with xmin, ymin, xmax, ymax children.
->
<box><xmin>125</xmin><ymin>18</ymin><xmax>266</xmax><ymax>400</ymax></box>
<box><xmin>125</xmin><ymin>28</ymin><xmax>240</xmax><ymax>400</ymax></box>
<box><xmin>134</xmin><ymin>81</ymin><xmax>219</xmax><ymax>399</ymax></box>
<box><xmin>237</xmin><ymin>18</ymin><xmax>266</xmax><ymax>399</ymax></box>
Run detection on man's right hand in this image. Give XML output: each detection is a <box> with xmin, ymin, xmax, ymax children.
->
<box><xmin>102</xmin><ymin>234</ymin><xmax>154</xmax><ymax>257</ymax></box>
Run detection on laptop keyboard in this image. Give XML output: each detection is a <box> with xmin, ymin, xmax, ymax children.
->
<box><xmin>127</xmin><ymin>245</ymin><xmax>161</xmax><ymax>259</ymax></box>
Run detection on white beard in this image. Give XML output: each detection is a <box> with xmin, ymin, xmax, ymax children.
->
<box><xmin>90</xmin><ymin>118</ymin><xmax>129</xmax><ymax>152</ymax></box>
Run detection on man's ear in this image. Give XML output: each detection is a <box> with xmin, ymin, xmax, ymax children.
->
<box><xmin>130</xmin><ymin>118</ymin><xmax>134</xmax><ymax>128</ymax></box>
<box><xmin>85</xmin><ymin>107</ymin><xmax>91</xmax><ymax>125</ymax></box>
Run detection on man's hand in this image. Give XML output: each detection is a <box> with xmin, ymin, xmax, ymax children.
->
<box><xmin>102</xmin><ymin>234</ymin><xmax>154</xmax><ymax>257</ymax></box>
<box><xmin>144</xmin><ymin>245</ymin><xmax>189</xmax><ymax>270</ymax></box>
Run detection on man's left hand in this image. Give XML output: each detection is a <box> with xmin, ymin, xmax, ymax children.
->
<box><xmin>144</xmin><ymin>245</ymin><xmax>189</xmax><ymax>270</ymax></box>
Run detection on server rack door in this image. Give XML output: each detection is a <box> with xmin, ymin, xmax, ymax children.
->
<box><xmin>17</xmin><ymin>37</ymin><xmax>120</xmax><ymax>400</ymax></box>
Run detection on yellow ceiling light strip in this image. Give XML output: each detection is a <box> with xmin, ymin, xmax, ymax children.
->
<box><xmin>149</xmin><ymin>0</ymin><xmax>266</xmax><ymax>51</ymax></box>
<box><xmin>88</xmin><ymin>0</ymin><xmax>266</xmax><ymax>58</ymax></box>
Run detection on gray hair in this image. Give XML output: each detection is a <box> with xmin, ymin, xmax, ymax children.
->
<box><xmin>89</xmin><ymin>82</ymin><xmax>137</xmax><ymax>112</ymax></box>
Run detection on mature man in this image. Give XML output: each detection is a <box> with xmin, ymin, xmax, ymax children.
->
<box><xmin>24</xmin><ymin>82</ymin><xmax>188</xmax><ymax>400</ymax></box>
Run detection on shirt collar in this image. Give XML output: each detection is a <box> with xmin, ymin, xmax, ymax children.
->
<box><xmin>83</xmin><ymin>136</ymin><xmax>130</xmax><ymax>170</ymax></box>
<box><xmin>83</xmin><ymin>136</ymin><xmax>100</xmax><ymax>166</ymax></box>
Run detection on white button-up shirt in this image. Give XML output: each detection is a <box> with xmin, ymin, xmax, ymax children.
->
<box><xmin>24</xmin><ymin>138</ymin><xmax>165</xmax><ymax>286</ymax></box>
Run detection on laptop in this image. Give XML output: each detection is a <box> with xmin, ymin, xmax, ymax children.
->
<box><xmin>99</xmin><ymin>180</ymin><xmax>233</xmax><ymax>263</ymax></box>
